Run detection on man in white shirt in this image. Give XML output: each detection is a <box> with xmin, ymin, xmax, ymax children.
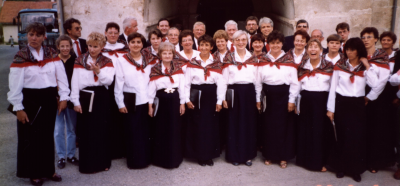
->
<box><xmin>167</xmin><ymin>27</ymin><xmax>180</xmax><ymax>51</ymax></box>
<box><xmin>336</xmin><ymin>22</ymin><xmax>350</xmax><ymax>52</ymax></box>
<box><xmin>63</xmin><ymin>18</ymin><xmax>87</xmax><ymax>57</ymax></box>
<box><xmin>225</xmin><ymin>20</ymin><xmax>238</xmax><ymax>52</ymax></box>
<box><xmin>193</xmin><ymin>22</ymin><xmax>206</xmax><ymax>50</ymax></box>
<box><xmin>119</xmin><ymin>17</ymin><xmax>138</xmax><ymax>44</ymax></box>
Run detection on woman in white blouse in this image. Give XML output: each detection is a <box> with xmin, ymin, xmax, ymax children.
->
<box><xmin>213</xmin><ymin>30</ymin><xmax>230</xmax><ymax>63</ymax></box>
<box><xmin>114</xmin><ymin>33</ymin><xmax>157</xmax><ymax>169</ymax></box>
<box><xmin>143</xmin><ymin>29</ymin><xmax>162</xmax><ymax>58</ymax></box>
<box><xmin>290</xmin><ymin>30</ymin><xmax>310</xmax><ymax>66</ymax></box>
<box><xmin>184</xmin><ymin>35</ymin><xmax>226</xmax><ymax>166</ymax></box>
<box><xmin>326</xmin><ymin>37</ymin><xmax>376</xmax><ymax>182</ymax></box>
<box><xmin>178</xmin><ymin>30</ymin><xmax>200</xmax><ymax>62</ymax></box>
<box><xmin>222</xmin><ymin>30</ymin><xmax>259</xmax><ymax>166</ymax></box>
<box><xmin>71</xmin><ymin>32</ymin><xmax>115</xmax><ymax>173</ymax></box>
<box><xmin>295</xmin><ymin>39</ymin><xmax>334</xmax><ymax>172</ymax></box>
<box><xmin>8</xmin><ymin>22</ymin><xmax>69</xmax><ymax>185</ymax></box>
<box><xmin>256</xmin><ymin>30</ymin><xmax>299</xmax><ymax>169</ymax></box>
<box><xmin>323</xmin><ymin>34</ymin><xmax>344</xmax><ymax>65</ymax></box>
<box><xmin>148</xmin><ymin>42</ymin><xmax>186</xmax><ymax>169</ymax></box>
<box><xmin>250</xmin><ymin>34</ymin><xmax>265</xmax><ymax>56</ymax></box>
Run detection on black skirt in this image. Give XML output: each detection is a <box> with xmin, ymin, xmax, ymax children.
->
<box><xmin>152</xmin><ymin>88</ymin><xmax>183</xmax><ymax>169</ymax></box>
<box><xmin>78</xmin><ymin>86</ymin><xmax>112</xmax><ymax>173</ymax></box>
<box><xmin>296</xmin><ymin>90</ymin><xmax>334</xmax><ymax>171</ymax></box>
<box><xmin>365</xmin><ymin>83</ymin><xmax>397</xmax><ymax>169</ymax></box>
<box><xmin>122</xmin><ymin>103</ymin><xmax>151</xmax><ymax>169</ymax></box>
<box><xmin>328</xmin><ymin>93</ymin><xmax>366</xmax><ymax>175</ymax></box>
<box><xmin>260</xmin><ymin>84</ymin><xmax>295</xmax><ymax>161</ymax></box>
<box><xmin>16</xmin><ymin>87</ymin><xmax>58</xmax><ymax>178</ymax></box>
<box><xmin>185</xmin><ymin>84</ymin><xmax>220</xmax><ymax>161</ymax></box>
<box><xmin>225</xmin><ymin>84</ymin><xmax>258</xmax><ymax>163</ymax></box>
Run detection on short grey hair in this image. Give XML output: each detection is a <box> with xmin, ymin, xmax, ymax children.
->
<box><xmin>259</xmin><ymin>17</ymin><xmax>274</xmax><ymax>27</ymax></box>
<box><xmin>232</xmin><ymin>30</ymin><xmax>247</xmax><ymax>40</ymax></box>
<box><xmin>312</xmin><ymin>29</ymin><xmax>324</xmax><ymax>37</ymax></box>
<box><xmin>224</xmin><ymin>20</ymin><xmax>238</xmax><ymax>31</ymax></box>
<box><xmin>122</xmin><ymin>17</ymin><xmax>137</xmax><ymax>31</ymax></box>
<box><xmin>158</xmin><ymin>42</ymin><xmax>176</xmax><ymax>57</ymax></box>
<box><xmin>167</xmin><ymin>27</ymin><xmax>179</xmax><ymax>35</ymax></box>
<box><xmin>193</xmin><ymin>22</ymin><xmax>206</xmax><ymax>30</ymax></box>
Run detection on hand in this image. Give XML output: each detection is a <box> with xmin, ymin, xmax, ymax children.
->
<box><xmin>58</xmin><ymin>100</ymin><xmax>67</xmax><ymax>115</ymax></box>
<box><xmin>256</xmin><ymin>102</ymin><xmax>261</xmax><ymax>111</ymax></box>
<box><xmin>288</xmin><ymin>102</ymin><xmax>295</xmax><ymax>112</ymax></box>
<box><xmin>364</xmin><ymin>97</ymin><xmax>369</xmax><ymax>106</ymax></box>
<box><xmin>360</xmin><ymin>57</ymin><xmax>370</xmax><ymax>70</ymax></box>
<box><xmin>180</xmin><ymin>104</ymin><xmax>185</xmax><ymax>116</ymax></box>
<box><xmin>327</xmin><ymin>111</ymin><xmax>334</xmax><ymax>123</ymax></box>
<box><xmin>16</xmin><ymin>110</ymin><xmax>29</xmax><ymax>124</ymax></box>
<box><xmin>216</xmin><ymin>104</ymin><xmax>222</xmax><ymax>112</ymax></box>
<box><xmin>74</xmin><ymin>105</ymin><xmax>82</xmax><ymax>114</ymax></box>
<box><xmin>186</xmin><ymin>102</ymin><xmax>195</xmax><ymax>109</ymax></box>
<box><xmin>119</xmin><ymin>107</ymin><xmax>128</xmax><ymax>113</ymax></box>
<box><xmin>88</xmin><ymin>62</ymin><xmax>101</xmax><ymax>74</ymax></box>
<box><xmin>393</xmin><ymin>98</ymin><xmax>400</xmax><ymax>107</ymax></box>
<box><xmin>222</xmin><ymin>100</ymin><xmax>228</xmax><ymax>109</ymax></box>
<box><xmin>148</xmin><ymin>104</ymin><xmax>154</xmax><ymax>117</ymax></box>
<box><xmin>397</xmin><ymin>69</ymin><xmax>400</xmax><ymax>75</ymax></box>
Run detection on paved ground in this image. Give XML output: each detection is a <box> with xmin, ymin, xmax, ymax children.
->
<box><xmin>0</xmin><ymin>44</ymin><xmax>399</xmax><ymax>186</ymax></box>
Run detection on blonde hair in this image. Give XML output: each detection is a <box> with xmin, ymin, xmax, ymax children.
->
<box><xmin>213</xmin><ymin>30</ymin><xmax>229</xmax><ymax>42</ymax></box>
<box><xmin>158</xmin><ymin>42</ymin><xmax>176</xmax><ymax>57</ymax></box>
<box><xmin>86</xmin><ymin>32</ymin><xmax>106</xmax><ymax>47</ymax></box>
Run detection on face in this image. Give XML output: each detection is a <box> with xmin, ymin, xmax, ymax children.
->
<box><xmin>361</xmin><ymin>32</ymin><xmax>378</xmax><ymax>49</ymax></box>
<box><xmin>105</xmin><ymin>27</ymin><xmax>119</xmax><ymax>44</ymax></box>
<box><xmin>161</xmin><ymin>50</ymin><xmax>173</xmax><ymax>62</ymax></box>
<box><xmin>167</xmin><ymin>29</ymin><xmax>179</xmax><ymax>45</ymax></box>
<box><xmin>307</xmin><ymin>42</ymin><xmax>322</xmax><ymax>60</ymax></box>
<box><xmin>27</xmin><ymin>31</ymin><xmax>44</xmax><ymax>50</ymax></box>
<box><xmin>327</xmin><ymin>40</ymin><xmax>341</xmax><ymax>53</ymax></box>
<box><xmin>226</xmin><ymin>24</ymin><xmax>238</xmax><ymax>40</ymax></box>
<box><xmin>193</xmin><ymin>25</ymin><xmax>205</xmax><ymax>39</ymax></box>
<box><xmin>294</xmin><ymin>35</ymin><xmax>306</xmax><ymax>50</ymax></box>
<box><xmin>311</xmin><ymin>30</ymin><xmax>324</xmax><ymax>42</ymax></box>
<box><xmin>157</xmin><ymin>21</ymin><xmax>170</xmax><ymax>35</ymax></box>
<box><xmin>128</xmin><ymin>38</ymin><xmax>143</xmax><ymax>53</ymax></box>
<box><xmin>150</xmin><ymin>34</ymin><xmax>162</xmax><ymax>50</ymax></box>
<box><xmin>216</xmin><ymin>38</ymin><xmax>227</xmax><ymax>51</ymax></box>
<box><xmin>246</xmin><ymin>20</ymin><xmax>258</xmax><ymax>35</ymax></box>
<box><xmin>260</xmin><ymin>23</ymin><xmax>273</xmax><ymax>37</ymax></box>
<box><xmin>57</xmin><ymin>40</ymin><xmax>72</xmax><ymax>56</ymax></box>
<box><xmin>252</xmin><ymin>40</ymin><xmax>264</xmax><ymax>53</ymax></box>
<box><xmin>346</xmin><ymin>48</ymin><xmax>358</xmax><ymax>61</ymax></box>
<box><xmin>337</xmin><ymin>28</ymin><xmax>349</xmax><ymax>42</ymax></box>
<box><xmin>234</xmin><ymin>34</ymin><xmax>248</xmax><ymax>50</ymax></box>
<box><xmin>296</xmin><ymin>23</ymin><xmax>308</xmax><ymax>32</ymax></box>
<box><xmin>199</xmin><ymin>41</ymin><xmax>213</xmax><ymax>55</ymax></box>
<box><xmin>87</xmin><ymin>42</ymin><xmax>104</xmax><ymax>58</ymax></box>
<box><xmin>181</xmin><ymin>35</ymin><xmax>194</xmax><ymax>50</ymax></box>
<box><xmin>67</xmin><ymin>22</ymin><xmax>82</xmax><ymax>39</ymax></box>
<box><xmin>381</xmin><ymin>36</ymin><xmax>394</xmax><ymax>50</ymax></box>
<box><xmin>125</xmin><ymin>20</ymin><xmax>138</xmax><ymax>35</ymax></box>
<box><xmin>269</xmin><ymin>39</ymin><xmax>283</xmax><ymax>54</ymax></box>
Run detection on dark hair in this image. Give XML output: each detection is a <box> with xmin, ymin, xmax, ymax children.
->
<box><xmin>198</xmin><ymin>34</ymin><xmax>215</xmax><ymax>47</ymax></box>
<box><xmin>250</xmin><ymin>33</ymin><xmax>265</xmax><ymax>49</ymax></box>
<box><xmin>56</xmin><ymin>34</ymin><xmax>73</xmax><ymax>47</ymax></box>
<box><xmin>246</xmin><ymin>16</ymin><xmax>259</xmax><ymax>25</ymax></box>
<box><xmin>158</xmin><ymin>18</ymin><xmax>169</xmax><ymax>26</ymax></box>
<box><xmin>343</xmin><ymin>37</ymin><xmax>367</xmax><ymax>59</ymax></box>
<box><xmin>360</xmin><ymin>27</ymin><xmax>379</xmax><ymax>39</ymax></box>
<box><xmin>26</xmin><ymin>22</ymin><xmax>46</xmax><ymax>36</ymax></box>
<box><xmin>293</xmin><ymin>30</ymin><xmax>310</xmax><ymax>43</ymax></box>
<box><xmin>327</xmin><ymin>34</ymin><xmax>342</xmax><ymax>43</ymax></box>
<box><xmin>148</xmin><ymin>29</ymin><xmax>163</xmax><ymax>40</ymax></box>
<box><xmin>336</xmin><ymin>22</ymin><xmax>350</xmax><ymax>32</ymax></box>
<box><xmin>63</xmin><ymin>18</ymin><xmax>81</xmax><ymax>34</ymax></box>
<box><xmin>127</xmin><ymin>32</ymin><xmax>146</xmax><ymax>46</ymax></box>
<box><xmin>174</xmin><ymin>23</ymin><xmax>183</xmax><ymax>31</ymax></box>
<box><xmin>105</xmin><ymin>22</ymin><xmax>120</xmax><ymax>33</ymax></box>
<box><xmin>267</xmin><ymin>30</ymin><xmax>285</xmax><ymax>44</ymax></box>
<box><xmin>380</xmin><ymin>31</ymin><xmax>397</xmax><ymax>44</ymax></box>
<box><xmin>179</xmin><ymin>29</ymin><xmax>195</xmax><ymax>46</ymax></box>
<box><xmin>296</xmin><ymin>19</ymin><xmax>308</xmax><ymax>27</ymax></box>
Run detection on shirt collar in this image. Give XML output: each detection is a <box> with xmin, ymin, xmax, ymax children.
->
<box><xmin>293</xmin><ymin>48</ymin><xmax>305</xmax><ymax>58</ymax></box>
<box><xmin>267</xmin><ymin>50</ymin><xmax>285</xmax><ymax>61</ymax></box>
<box><xmin>304</xmin><ymin>58</ymin><xmax>321</xmax><ymax>70</ymax></box>
<box><xmin>195</xmin><ymin>53</ymin><xmax>214</xmax><ymax>66</ymax></box>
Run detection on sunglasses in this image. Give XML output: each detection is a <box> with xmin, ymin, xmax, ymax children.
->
<box><xmin>74</xmin><ymin>27</ymin><xmax>82</xmax><ymax>31</ymax></box>
<box><xmin>297</xmin><ymin>25</ymin><xmax>308</xmax><ymax>28</ymax></box>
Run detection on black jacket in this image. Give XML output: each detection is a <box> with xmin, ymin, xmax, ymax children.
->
<box><xmin>283</xmin><ymin>35</ymin><xmax>294</xmax><ymax>52</ymax></box>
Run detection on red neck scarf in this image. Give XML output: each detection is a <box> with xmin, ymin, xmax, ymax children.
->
<box><xmin>297</xmin><ymin>58</ymin><xmax>334</xmax><ymax>81</ymax></box>
<box><xmin>149</xmin><ymin>60</ymin><xmax>183</xmax><ymax>83</ymax></box>
<box><xmin>187</xmin><ymin>55</ymin><xmax>222</xmax><ymax>80</ymax></box>
<box><xmin>367</xmin><ymin>48</ymin><xmax>389</xmax><ymax>69</ymax></box>
<box><xmin>258</xmin><ymin>50</ymin><xmax>297</xmax><ymax>69</ymax></box>
<box><xmin>222</xmin><ymin>51</ymin><xmax>258</xmax><ymax>70</ymax></box>
<box><xmin>74</xmin><ymin>52</ymin><xmax>113</xmax><ymax>82</ymax></box>
<box><xmin>334</xmin><ymin>58</ymin><xmax>366</xmax><ymax>83</ymax></box>
<box><xmin>11</xmin><ymin>46</ymin><xmax>60</xmax><ymax>68</ymax></box>
<box><xmin>101</xmin><ymin>42</ymin><xmax>129</xmax><ymax>57</ymax></box>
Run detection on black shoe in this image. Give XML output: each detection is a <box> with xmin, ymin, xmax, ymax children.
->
<box><xmin>67</xmin><ymin>157</ymin><xmax>79</xmax><ymax>166</ymax></box>
<box><xmin>245</xmin><ymin>160</ymin><xmax>252</xmax><ymax>166</ymax></box>
<box><xmin>47</xmin><ymin>173</ymin><xmax>62</xmax><ymax>182</ymax></box>
<box><xmin>232</xmin><ymin>162</ymin><xmax>239</xmax><ymax>166</ymax></box>
<box><xmin>57</xmin><ymin>158</ymin><xmax>65</xmax><ymax>169</ymax></box>
<box><xmin>30</xmin><ymin>178</ymin><xmax>43</xmax><ymax>186</ymax></box>
<box><xmin>198</xmin><ymin>160</ymin><xmax>206</xmax><ymax>166</ymax></box>
<box><xmin>336</xmin><ymin>172</ymin><xmax>344</xmax><ymax>178</ymax></box>
<box><xmin>206</xmin><ymin>159</ymin><xmax>214</xmax><ymax>166</ymax></box>
<box><xmin>352</xmin><ymin>174</ymin><xmax>361</xmax><ymax>182</ymax></box>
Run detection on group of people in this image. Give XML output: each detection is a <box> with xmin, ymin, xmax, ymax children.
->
<box><xmin>7</xmin><ymin>14</ymin><xmax>400</xmax><ymax>186</ymax></box>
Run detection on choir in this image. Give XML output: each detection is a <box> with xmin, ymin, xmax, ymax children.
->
<box><xmin>7</xmin><ymin>16</ymin><xmax>400</xmax><ymax>185</ymax></box>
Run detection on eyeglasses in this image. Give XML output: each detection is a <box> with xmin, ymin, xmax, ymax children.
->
<box><xmin>297</xmin><ymin>25</ymin><xmax>308</xmax><ymax>28</ymax></box>
<box><xmin>168</xmin><ymin>34</ymin><xmax>179</xmax><ymax>37</ymax></box>
<box><xmin>235</xmin><ymin>38</ymin><xmax>247</xmax><ymax>43</ymax></box>
<box><xmin>247</xmin><ymin>23</ymin><xmax>257</xmax><ymax>27</ymax></box>
<box><xmin>361</xmin><ymin>36</ymin><xmax>374</xmax><ymax>40</ymax></box>
<box><xmin>182</xmin><ymin>39</ymin><xmax>192</xmax><ymax>43</ymax></box>
<box><xmin>294</xmin><ymin>40</ymin><xmax>306</xmax><ymax>43</ymax></box>
<box><xmin>74</xmin><ymin>27</ymin><xmax>82</xmax><ymax>31</ymax></box>
<box><xmin>106</xmin><ymin>32</ymin><xmax>119</xmax><ymax>36</ymax></box>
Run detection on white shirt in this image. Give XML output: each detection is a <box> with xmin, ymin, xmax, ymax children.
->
<box><xmin>365</xmin><ymin>63</ymin><xmax>390</xmax><ymax>101</ymax></box>
<box><xmin>8</xmin><ymin>45</ymin><xmax>70</xmax><ymax>111</ymax></box>
<box><xmin>255</xmin><ymin>51</ymin><xmax>299</xmax><ymax>103</ymax></box>
<box><xmin>227</xmin><ymin>40</ymin><xmax>235</xmax><ymax>51</ymax></box>
<box><xmin>327</xmin><ymin>60</ymin><xmax>378</xmax><ymax>112</ymax></box>
<box><xmin>70</xmin><ymin>55</ymin><xmax>115</xmax><ymax>106</ymax></box>
<box><xmin>389</xmin><ymin>73</ymin><xmax>400</xmax><ymax>86</ymax></box>
<box><xmin>114</xmin><ymin>55</ymin><xmax>156</xmax><ymax>108</ymax></box>
<box><xmin>123</xmin><ymin>33</ymin><xmax>128</xmax><ymax>42</ymax></box>
<box><xmin>298</xmin><ymin>59</ymin><xmax>331</xmax><ymax>92</ymax></box>
<box><xmin>102</xmin><ymin>42</ymin><xmax>125</xmax><ymax>68</ymax></box>
<box><xmin>293</xmin><ymin>49</ymin><xmax>306</xmax><ymax>65</ymax></box>
<box><xmin>71</xmin><ymin>38</ymin><xmax>81</xmax><ymax>57</ymax></box>
<box><xmin>218</xmin><ymin>51</ymin><xmax>227</xmax><ymax>62</ymax></box>
<box><xmin>324</xmin><ymin>53</ymin><xmax>341</xmax><ymax>65</ymax></box>
<box><xmin>148</xmin><ymin>63</ymin><xmax>186</xmax><ymax>104</ymax></box>
<box><xmin>247</xmin><ymin>32</ymin><xmax>257</xmax><ymax>46</ymax></box>
<box><xmin>151</xmin><ymin>46</ymin><xmax>158</xmax><ymax>56</ymax></box>
<box><xmin>179</xmin><ymin>50</ymin><xmax>200</xmax><ymax>74</ymax></box>
<box><xmin>184</xmin><ymin>54</ymin><xmax>227</xmax><ymax>105</ymax></box>
<box><xmin>174</xmin><ymin>44</ymin><xmax>180</xmax><ymax>52</ymax></box>
<box><xmin>194</xmin><ymin>38</ymin><xmax>199</xmax><ymax>50</ymax></box>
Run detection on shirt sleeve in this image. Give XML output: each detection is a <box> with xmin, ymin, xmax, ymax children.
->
<box><xmin>97</xmin><ymin>66</ymin><xmax>115</xmax><ymax>86</ymax></box>
<box><xmin>366</xmin><ymin>65</ymin><xmax>390</xmax><ymax>101</ymax></box>
<box><xmin>54</xmin><ymin>61</ymin><xmax>70</xmax><ymax>101</ymax></box>
<box><xmin>148</xmin><ymin>80</ymin><xmax>156</xmax><ymax>104</ymax></box>
<box><xmin>327</xmin><ymin>70</ymin><xmax>339</xmax><ymax>113</ymax></box>
<box><xmin>255</xmin><ymin>66</ymin><xmax>263</xmax><ymax>102</ymax></box>
<box><xmin>114</xmin><ymin>60</ymin><xmax>125</xmax><ymax>109</ymax></box>
<box><xmin>389</xmin><ymin>73</ymin><xmax>400</xmax><ymax>86</ymax></box>
<box><xmin>70</xmin><ymin>68</ymin><xmax>81</xmax><ymax>106</ymax></box>
<box><xmin>184</xmin><ymin>68</ymin><xmax>192</xmax><ymax>103</ymax></box>
<box><xmin>178</xmin><ymin>73</ymin><xmax>186</xmax><ymax>104</ymax></box>
<box><xmin>288</xmin><ymin>67</ymin><xmax>300</xmax><ymax>103</ymax></box>
<box><xmin>215</xmin><ymin>72</ymin><xmax>227</xmax><ymax>105</ymax></box>
<box><xmin>365</xmin><ymin>66</ymin><xmax>378</xmax><ymax>88</ymax></box>
<box><xmin>7</xmin><ymin>67</ymin><xmax>25</xmax><ymax>111</ymax></box>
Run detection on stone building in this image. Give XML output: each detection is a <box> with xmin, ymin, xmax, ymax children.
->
<box><xmin>61</xmin><ymin>0</ymin><xmax>400</xmax><ymax>47</ymax></box>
